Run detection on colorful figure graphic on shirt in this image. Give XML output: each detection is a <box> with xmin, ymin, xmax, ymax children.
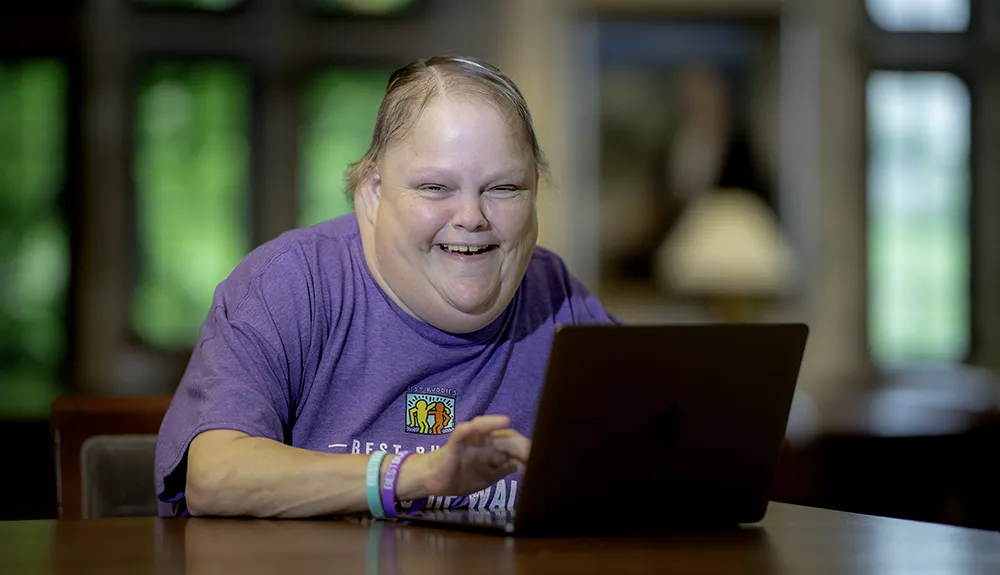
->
<box><xmin>408</xmin><ymin>399</ymin><xmax>431</xmax><ymax>434</ymax></box>
<box><xmin>428</xmin><ymin>402</ymin><xmax>452</xmax><ymax>434</ymax></box>
<box><xmin>406</xmin><ymin>391</ymin><xmax>456</xmax><ymax>435</ymax></box>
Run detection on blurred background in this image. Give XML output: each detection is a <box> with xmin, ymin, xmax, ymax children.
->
<box><xmin>3</xmin><ymin>0</ymin><xmax>1000</xmax><ymax>531</ymax></box>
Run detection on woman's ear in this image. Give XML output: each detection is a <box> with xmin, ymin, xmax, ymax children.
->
<box><xmin>358</xmin><ymin>165</ymin><xmax>382</xmax><ymax>226</ymax></box>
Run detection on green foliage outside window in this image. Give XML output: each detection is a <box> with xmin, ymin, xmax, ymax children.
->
<box><xmin>0</xmin><ymin>61</ymin><xmax>68</xmax><ymax>419</ymax></box>
<box><xmin>300</xmin><ymin>68</ymin><xmax>389</xmax><ymax>227</ymax></box>
<box><xmin>132</xmin><ymin>62</ymin><xmax>251</xmax><ymax>349</ymax></box>
<box><xmin>867</xmin><ymin>71</ymin><xmax>970</xmax><ymax>366</ymax></box>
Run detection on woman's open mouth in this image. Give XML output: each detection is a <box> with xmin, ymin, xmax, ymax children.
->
<box><xmin>437</xmin><ymin>244</ymin><xmax>499</xmax><ymax>257</ymax></box>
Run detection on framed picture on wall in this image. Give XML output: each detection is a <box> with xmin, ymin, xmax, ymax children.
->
<box><xmin>586</xmin><ymin>16</ymin><xmax>787</xmax><ymax>319</ymax></box>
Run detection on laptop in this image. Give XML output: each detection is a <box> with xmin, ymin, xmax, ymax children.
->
<box><xmin>400</xmin><ymin>322</ymin><xmax>809</xmax><ymax>536</ymax></box>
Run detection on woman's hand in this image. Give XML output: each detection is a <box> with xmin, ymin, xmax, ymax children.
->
<box><xmin>415</xmin><ymin>415</ymin><xmax>531</xmax><ymax>498</ymax></box>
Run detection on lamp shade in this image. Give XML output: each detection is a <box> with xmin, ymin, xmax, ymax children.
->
<box><xmin>653</xmin><ymin>189</ymin><xmax>794</xmax><ymax>298</ymax></box>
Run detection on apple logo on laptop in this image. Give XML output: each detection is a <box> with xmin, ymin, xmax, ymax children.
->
<box><xmin>651</xmin><ymin>403</ymin><xmax>681</xmax><ymax>444</ymax></box>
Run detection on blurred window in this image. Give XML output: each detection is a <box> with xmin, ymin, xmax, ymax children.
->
<box><xmin>132</xmin><ymin>62</ymin><xmax>251</xmax><ymax>349</ymax></box>
<box><xmin>867</xmin><ymin>72</ymin><xmax>971</xmax><ymax>366</ymax></box>
<box><xmin>135</xmin><ymin>0</ymin><xmax>246</xmax><ymax>10</ymax></box>
<box><xmin>307</xmin><ymin>0</ymin><xmax>419</xmax><ymax>16</ymax></box>
<box><xmin>0</xmin><ymin>60</ymin><xmax>69</xmax><ymax>418</ymax></box>
<box><xmin>0</xmin><ymin>0</ymin><xmax>475</xmax><ymax>409</ymax></box>
<box><xmin>300</xmin><ymin>68</ymin><xmax>389</xmax><ymax>228</ymax></box>
<box><xmin>867</xmin><ymin>0</ymin><xmax>970</xmax><ymax>32</ymax></box>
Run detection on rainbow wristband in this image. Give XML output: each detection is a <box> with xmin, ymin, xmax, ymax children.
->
<box><xmin>380</xmin><ymin>451</ymin><xmax>415</xmax><ymax>519</ymax></box>
<box><xmin>366</xmin><ymin>450</ymin><xmax>390</xmax><ymax>519</ymax></box>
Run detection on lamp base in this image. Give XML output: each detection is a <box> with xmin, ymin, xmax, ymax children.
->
<box><xmin>706</xmin><ymin>296</ymin><xmax>764</xmax><ymax>323</ymax></box>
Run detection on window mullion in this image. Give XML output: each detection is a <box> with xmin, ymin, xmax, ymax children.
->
<box><xmin>77</xmin><ymin>0</ymin><xmax>134</xmax><ymax>395</ymax></box>
<box><xmin>970</xmin><ymin>61</ymin><xmax>1000</xmax><ymax>369</ymax></box>
<box><xmin>977</xmin><ymin>0</ymin><xmax>1000</xmax><ymax>55</ymax></box>
<box><xmin>130</xmin><ymin>11</ymin><xmax>256</xmax><ymax>57</ymax></box>
<box><xmin>251</xmin><ymin>1</ymin><xmax>300</xmax><ymax>247</ymax></box>
<box><xmin>864</xmin><ymin>31</ymin><xmax>974</xmax><ymax>71</ymax></box>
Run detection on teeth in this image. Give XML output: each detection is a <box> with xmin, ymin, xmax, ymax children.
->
<box><xmin>442</xmin><ymin>244</ymin><xmax>492</xmax><ymax>254</ymax></box>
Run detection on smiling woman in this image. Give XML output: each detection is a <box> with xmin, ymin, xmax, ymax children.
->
<box><xmin>155</xmin><ymin>55</ymin><xmax>619</xmax><ymax>520</ymax></box>
<box><xmin>345</xmin><ymin>57</ymin><xmax>546</xmax><ymax>334</ymax></box>
<box><xmin>357</xmin><ymin>95</ymin><xmax>539</xmax><ymax>333</ymax></box>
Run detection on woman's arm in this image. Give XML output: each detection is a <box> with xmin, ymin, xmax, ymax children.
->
<box><xmin>185</xmin><ymin>415</ymin><xmax>530</xmax><ymax>518</ymax></box>
<box><xmin>184</xmin><ymin>430</ymin><xmax>430</xmax><ymax>518</ymax></box>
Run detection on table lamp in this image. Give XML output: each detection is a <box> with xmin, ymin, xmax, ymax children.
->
<box><xmin>652</xmin><ymin>188</ymin><xmax>795</xmax><ymax>322</ymax></box>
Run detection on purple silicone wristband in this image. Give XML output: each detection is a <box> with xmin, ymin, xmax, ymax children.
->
<box><xmin>404</xmin><ymin>496</ymin><xmax>427</xmax><ymax>515</ymax></box>
<box><xmin>380</xmin><ymin>451</ymin><xmax>413</xmax><ymax>518</ymax></box>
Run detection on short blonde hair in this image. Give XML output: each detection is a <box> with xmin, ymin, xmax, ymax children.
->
<box><xmin>344</xmin><ymin>55</ymin><xmax>549</xmax><ymax>200</ymax></box>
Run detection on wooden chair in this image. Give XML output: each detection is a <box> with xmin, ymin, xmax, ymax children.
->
<box><xmin>51</xmin><ymin>396</ymin><xmax>172</xmax><ymax>519</ymax></box>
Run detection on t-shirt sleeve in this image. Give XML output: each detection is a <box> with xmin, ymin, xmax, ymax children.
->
<box><xmin>155</xmin><ymin>244</ymin><xmax>316</xmax><ymax>516</ymax></box>
<box><xmin>537</xmin><ymin>248</ymin><xmax>624</xmax><ymax>326</ymax></box>
<box><xmin>566</xmin><ymin>274</ymin><xmax>625</xmax><ymax>326</ymax></box>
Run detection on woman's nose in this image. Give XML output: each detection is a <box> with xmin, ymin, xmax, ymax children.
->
<box><xmin>451</xmin><ymin>192</ymin><xmax>488</xmax><ymax>232</ymax></box>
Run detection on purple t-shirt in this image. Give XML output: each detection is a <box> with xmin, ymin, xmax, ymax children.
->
<box><xmin>155</xmin><ymin>213</ymin><xmax>617</xmax><ymax>516</ymax></box>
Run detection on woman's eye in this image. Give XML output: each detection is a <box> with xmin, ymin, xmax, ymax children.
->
<box><xmin>420</xmin><ymin>184</ymin><xmax>446</xmax><ymax>192</ymax></box>
<box><xmin>490</xmin><ymin>186</ymin><xmax>521</xmax><ymax>197</ymax></box>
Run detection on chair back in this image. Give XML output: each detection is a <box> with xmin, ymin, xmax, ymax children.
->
<box><xmin>52</xmin><ymin>396</ymin><xmax>172</xmax><ymax>519</ymax></box>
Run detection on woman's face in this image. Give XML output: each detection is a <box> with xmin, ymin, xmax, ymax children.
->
<box><xmin>358</xmin><ymin>95</ymin><xmax>539</xmax><ymax>334</ymax></box>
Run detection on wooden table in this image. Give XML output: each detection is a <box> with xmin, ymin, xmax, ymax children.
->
<box><xmin>2</xmin><ymin>502</ymin><xmax>999</xmax><ymax>574</ymax></box>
